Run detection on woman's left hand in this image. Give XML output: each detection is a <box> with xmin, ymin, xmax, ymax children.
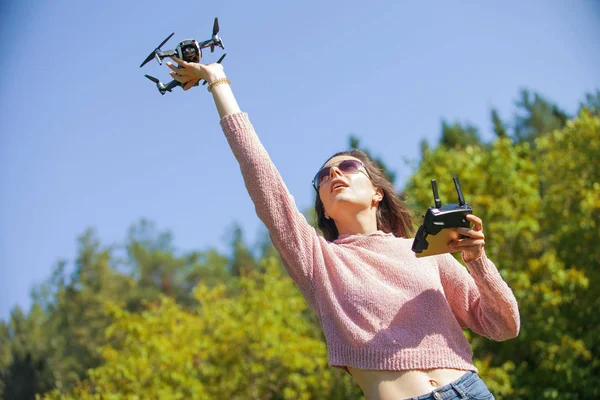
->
<box><xmin>166</xmin><ymin>56</ymin><xmax>226</xmax><ymax>91</ymax></box>
<box><xmin>448</xmin><ymin>214</ymin><xmax>485</xmax><ymax>261</ymax></box>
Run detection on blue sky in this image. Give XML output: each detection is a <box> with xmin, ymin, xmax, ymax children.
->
<box><xmin>1</xmin><ymin>1</ymin><xmax>599</xmax><ymax>321</ymax></box>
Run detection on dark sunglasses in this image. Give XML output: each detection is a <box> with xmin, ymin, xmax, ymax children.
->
<box><xmin>312</xmin><ymin>159</ymin><xmax>369</xmax><ymax>191</ymax></box>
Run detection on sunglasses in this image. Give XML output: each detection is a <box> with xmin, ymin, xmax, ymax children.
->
<box><xmin>312</xmin><ymin>159</ymin><xmax>370</xmax><ymax>191</ymax></box>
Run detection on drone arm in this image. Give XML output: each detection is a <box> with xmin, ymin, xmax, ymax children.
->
<box><xmin>156</xmin><ymin>50</ymin><xmax>178</xmax><ymax>64</ymax></box>
<box><xmin>163</xmin><ymin>79</ymin><xmax>182</xmax><ymax>92</ymax></box>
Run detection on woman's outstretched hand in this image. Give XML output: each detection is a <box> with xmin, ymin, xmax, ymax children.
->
<box><xmin>448</xmin><ymin>214</ymin><xmax>485</xmax><ymax>261</ymax></box>
<box><xmin>166</xmin><ymin>56</ymin><xmax>226</xmax><ymax>91</ymax></box>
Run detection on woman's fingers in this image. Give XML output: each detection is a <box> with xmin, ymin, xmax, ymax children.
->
<box><xmin>166</xmin><ymin>62</ymin><xmax>181</xmax><ymax>73</ymax></box>
<box><xmin>169</xmin><ymin>56</ymin><xmax>187</xmax><ymax>67</ymax></box>
<box><xmin>448</xmin><ymin>238</ymin><xmax>485</xmax><ymax>252</ymax></box>
<box><xmin>452</xmin><ymin>238</ymin><xmax>485</xmax><ymax>247</ymax></box>
<box><xmin>167</xmin><ymin>64</ymin><xmax>194</xmax><ymax>78</ymax></box>
<box><xmin>455</xmin><ymin>227</ymin><xmax>485</xmax><ymax>239</ymax></box>
<box><xmin>169</xmin><ymin>71</ymin><xmax>184</xmax><ymax>82</ymax></box>
<box><xmin>466</xmin><ymin>214</ymin><xmax>483</xmax><ymax>231</ymax></box>
<box><xmin>165</xmin><ymin>56</ymin><xmax>217</xmax><ymax>88</ymax></box>
<box><xmin>183</xmin><ymin>80</ymin><xmax>198</xmax><ymax>90</ymax></box>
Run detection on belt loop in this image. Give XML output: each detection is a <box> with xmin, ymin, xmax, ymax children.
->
<box><xmin>450</xmin><ymin>381</ymin><xmax>467</xmax><ymax>399</ymax></box>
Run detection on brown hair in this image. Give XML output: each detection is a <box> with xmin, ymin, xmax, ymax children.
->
<box><xmin>314</xmin><ymin>149</ymin><xmax>415</xmax><ymax>241</ymax></box>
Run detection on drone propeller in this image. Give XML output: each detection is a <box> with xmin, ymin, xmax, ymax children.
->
<box><xmin>212</xmin><ymin>18</ymin><xmax>219</xmax><ymax>36</ymax></box>
<box><xmin>202</xmin><ymin>53</ymin><xmax>227</xmax><ymax>85</ymax></box>
<box><xmin>215</xmin><ymin>53</ymin><xmax>226</xmax><ymax>64</ymax></box>
<box><xmin>157</xmin><ymin>32</ymin><xmax>175</xmax><ymax>50</ymax></box>
<box><xmin>140</xmin><ymin>32</ymin><xmax>175</xmax><ymax>68</ymax></box>
<box><xmin>144</xmin><ymin>74</ymin><xmax>160</xmax><ymax>84</ymax></box>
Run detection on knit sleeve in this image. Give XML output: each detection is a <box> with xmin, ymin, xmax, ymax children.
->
<box><xmin>220</xmin><ymin>112</ymin><xmax>317</xmax><ymax>301</ymax></box>
<box><xmin>436</xmin><ymin>250</ymin><xmax>520</xmax><ymax>341</ymax></box>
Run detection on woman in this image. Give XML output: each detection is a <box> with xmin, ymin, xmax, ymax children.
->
<box><xmin>166</xmin><ymin>57</ymin><xmax>520</xmax><ymax>400</ymax></box>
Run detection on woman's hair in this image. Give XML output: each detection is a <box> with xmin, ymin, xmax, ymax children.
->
<box><xmin>314</xmin><ymin>149</ymin><xmax>416</xmax><ymax>242</ymax></box>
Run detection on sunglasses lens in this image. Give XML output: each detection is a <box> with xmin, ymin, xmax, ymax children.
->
<box><xmin>317</xmin><ymin>167</ymin><xmax>331</xmax><ymax>185</ymax></box>
<box><xmin>338</xmin><ymin>159</ymin><xmax>362</xmax><ymax>173</ymax></box>
<box><xmin>313</xmin><ymin>159</ymin><xmax>365</xmax><ymax>189</ymax></box>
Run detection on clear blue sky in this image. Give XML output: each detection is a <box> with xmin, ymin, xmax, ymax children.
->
<box><xmin>1</xmin><ymin>1</ymin><xmax>599</xmax><ymax>321</ymax></box>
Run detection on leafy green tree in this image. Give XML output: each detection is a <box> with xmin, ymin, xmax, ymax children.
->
<box><xmin>228</xmin><ymin>223</ymin><xmax>259</xmax><ymax>276</ymax></box>
<box><xmin>439</xmin><ymin>120</ymin><xmax>483</xmax><ymax>148</ymax></box>
<box><xmin>126</xmin><ymin>219</ymin><xmax>236</xmax><ymax>310</ymax></box>
<box><xmin>45</xmin><ymin>230</ymin><xmax>133</xmax><ymax>391</ymax></box>
<box><xmin>491</xmin><ymin>109</ymin><xmax>508</xmax><ymax>138</ymax></box>
<box><xmin>1</xmin><ymin>305</ymin><xmax>54</xmax><ymax>400</ymax></box>
<box><xmin>532</xmin><ymin>110</ymin><xmax>600</xmax><ymax>397</ymax></box>
<box><xmin>580</xmin><ymin>89</ymin><xmax>600</xmax><ymax>116</ymax></box>
<box><xmin>4</xmin><ymin>221</ymin><xmax>241</xmax><ymax>399</ymax></box>
<box><xmin>514</xmin><ymin>89</ymin><xmax>570</xmax><ymax>143</ymax></box>
<box><xmin>0</xmin><ymin>321</ymin><xmax>7</xmax><ymax>396</ymax></box>
<box><xmin>406</xmin><ymin>110</ymin><xmax>600</xmax><ymax>399</ymax></box>
<box><xmin>42</xmin><ymin>258</ymin><xmax>362</xmax><ymax>400</ymax></box>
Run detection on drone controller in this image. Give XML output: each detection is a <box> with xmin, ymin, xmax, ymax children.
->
<box><xmin>411</xmin><ymin>177</ymin><xmax>472</xmax><ymax>257</ymax></box>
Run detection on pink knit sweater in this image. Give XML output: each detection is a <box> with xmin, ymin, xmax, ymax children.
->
<box><xmin>220</xmin><ymin>112</ymin><xmax>520</xmax><ymax>372</ymax></box>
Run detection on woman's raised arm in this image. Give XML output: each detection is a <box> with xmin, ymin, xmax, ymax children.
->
<box><xmin>166</xmin><ymin>58</ymin><xmax>319</xmax><ymax>303</ymax></box>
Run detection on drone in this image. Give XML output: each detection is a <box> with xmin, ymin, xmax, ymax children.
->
<box><xmin>140</xmin><ymin>17</ymin><xmax>226</xmax><ymax>95</ymax></box>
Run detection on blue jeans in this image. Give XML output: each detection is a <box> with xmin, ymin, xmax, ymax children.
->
<box><xmin>407</xmin><ymin>371</ymin><xmax>495</xmax><ymax>400</ymax></box>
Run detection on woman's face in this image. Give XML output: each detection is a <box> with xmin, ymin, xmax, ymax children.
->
<box><xmin>317</xmin><ymin>155</ymin><xmax>381</xmax><ymax>218</ymax></box>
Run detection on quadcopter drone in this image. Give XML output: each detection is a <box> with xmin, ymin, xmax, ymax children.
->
<box><xmin>140</xmin><ymin>17</ymin><xmax>226</xmax><ymax>95</ymax></box>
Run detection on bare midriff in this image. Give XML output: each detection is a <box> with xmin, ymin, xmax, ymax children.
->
<box><xmin>347</xmin><ymin>367</ymin><xmax>468</xmax><ymax>400</ymax></box>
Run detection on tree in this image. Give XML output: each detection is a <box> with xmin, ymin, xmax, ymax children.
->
<box><xmin>406</xmin><ymin>110</ymin><xmax>600</xmax><ymax>399</ymax></box>
<box><xmin>228</xmin><ymin>223</ymin><xmax>259</xmax><ymax>276</ymax></box>
<box><xmin>580</xmin><ymin>89</ymin><xmax>600</xmax><ymax>116</ymax></box>
<box><xmin>514</xmin><ymin>89</ymin><xmax>570</xmax><ymax>143</ymax></box>
<box><xmin>491</xmin><ymin>109</ymin><xmax>508</xmax><ymax>139</ymax></box>
<box><xmin>125</xmin><ymin>219</ymin><xmax>236</xmax><ymax>310</ymax></box>
<box><xmin>439</xmin><ymin>120</ymin><xmax>483</xmax><ymax>148</ymax></box>
<box><xmin>42</xmin><ymin>258</ymin><xmax>362</xmax><ymax>400</ymax></box>
<box><xmin>1</xmin><ymin>305</ymin><xmax>54</xmax><ymax>400</ymax></box>
<box><xmin>532</xmin><ymin>110</ymin><xmax>600</xmax><ymax>397</ymax></box>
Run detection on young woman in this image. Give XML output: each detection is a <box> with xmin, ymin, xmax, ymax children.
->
<box><xmin>166</xmin><ymin>57</ymin><xmax>520</xmax><ymax>400</ymax></box>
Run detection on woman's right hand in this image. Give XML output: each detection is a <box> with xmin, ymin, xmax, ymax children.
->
<box><xmin>166</xmin><ymin>56</ymin><xmax>226</xmax><ymax>91</ymax></box>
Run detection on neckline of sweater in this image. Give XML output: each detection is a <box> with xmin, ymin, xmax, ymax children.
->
<box><xmin>333</xmin><ymin>230</ymin><xmax>395</xmax><ymax>244</ymax></box>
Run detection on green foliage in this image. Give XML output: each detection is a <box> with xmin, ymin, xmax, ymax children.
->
<box><xmin>1</xmin><ymin>305</ymin><xmax>55</xmax><ymax>399</ymax></box>
<box><xmin>42</xmin><ymin>259</ymin><xmax>361</xmax><ymax>400</ymax></box>
<box><xmin>440</xmin><ymin>120</ymin><xmax>483</xmax><ymax>148</ymax></box>
<box><xmin>514</xmin><ymin>89</ymin><xmax>570</xmax><ymax>143</ymax></box>
<box><xmin>579</xmin><ymin>90</ymin><xmax>600</xmax><ymax>116</ymax></box>
<box><xmin>228</xmin><ymin>223</ymin><xmax>259</xmax><ymax>276</ymax></box>
<box><xmin>491</xmin><ymin>109</ymin><xmax>508</xmax><ymax>138</ymax></box>
<box><xmin>2</xmin><ymin>222</ymin><xmax>237</xmax><ymax>399</ymax></box>
<box><xmin>125</xmin><ymin>219</ymin><xmax>233</xmax><ymax>309</ymax></box>
<box><xmin>406</xmin><ymin>110</ymin><xmax>600</xmax><ymax>398</ymax></box>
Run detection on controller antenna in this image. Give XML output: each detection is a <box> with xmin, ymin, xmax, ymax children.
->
<box><xmin>431</xmin><ymin>179</ymin><xmax>442</xmax><ymax>208</ymax></box>
<box><xmin>453</xmin><ymin>177</ymin><xmax>466</xmax><ymax>206</ymax></box>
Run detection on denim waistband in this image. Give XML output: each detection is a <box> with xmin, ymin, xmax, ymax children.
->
<box><xmin>412</xmin><ymin>371</ymin><xmax>479</xmax><ymax>400</ymax></box>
